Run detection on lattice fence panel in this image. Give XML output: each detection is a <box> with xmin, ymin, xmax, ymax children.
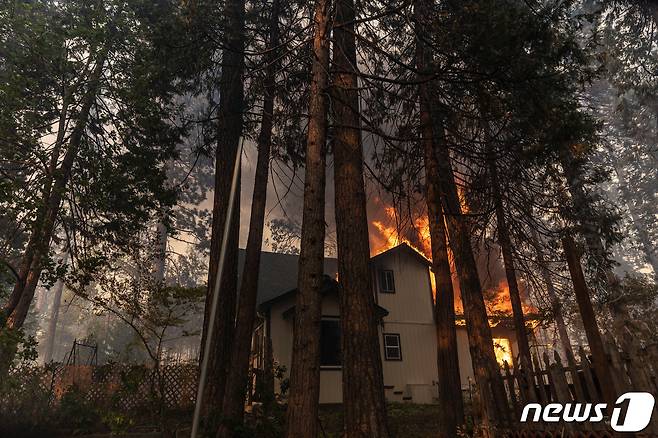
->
<box><xmin>4</xmin><ymin>363</ymin><xmax>199</xmax><ymax>413</ymax></box>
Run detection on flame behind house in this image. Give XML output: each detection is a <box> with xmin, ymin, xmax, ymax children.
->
<box><xmin>368</xmin><ymin>197</ymin><xmax>538</xmax><ymax>318</ymax></box>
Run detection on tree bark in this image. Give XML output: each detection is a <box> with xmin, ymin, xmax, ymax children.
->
<box><xmin>431</xmin><ymin>125</ymin><xmax>510</xmax><ymax>432</ymax></box>
<box><xmin>199</xmin><ymin>0</ymin><xmax>245</xmax><ymax>420</ymax></box>
<box><xmin>489</xmin><ymin>159</ymin><xmax>532</xmax><ymax>364</ymax></box>
<box><xmin>561</xmin><ymin>235</ymin><xmax>618</xmax><ymax>406</ymax></box>
<box><xmin>284</xmin><ymin>0</ymin><xmax>331</xmax><ymax>436</ymax></box>
<box><xmin>331</xmin><ymin>1</ymin><xmax>391</xmax><ymax>436</ymax></box>
<box><xmin>216</xmin><ymin>0</ymin><xmax>279</xmax><ymax>434</ymax></box>
<box><xmin>415</xmin><ymin>1</ymin><xmax>464</xmax><ymax>434</ymax></box>
<box><xmin>423</xmin><ymin>144</ymin><xmax>466</xmax><ymax>436</ymax></box>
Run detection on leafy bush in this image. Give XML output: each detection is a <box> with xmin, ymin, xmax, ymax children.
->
<box><xmin>57</xmin><ymin>384</ymin><xmax>101</xmax><ymax>433</ymax></box>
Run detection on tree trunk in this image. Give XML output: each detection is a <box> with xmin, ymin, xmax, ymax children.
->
<box><xmin>559</xmin><ymin>148</ymin><xmax>630</xmax><ymax>340</ymax></box>
<box><xmin>284</xmin><ymin>0</ymin><xmax>331</xmax><ymax>436</ymax></box>
<box><xmin>423</xmin><ymin>141</ymin><xmax>466</xmax><ymax>436</ymax></box>
<box><xmin>216</xmin><ymin>1</ymin><xmax>279</xmax><ymax>434</ymax></box>
<box><xmin>3</xmin><ymin>48</ymin><xmax>107</xmax><ymax>331</ymax></box>
<box><xmin>43</xmin><ymin>253</ymin><xmax>69</xmax><ymax>364</ymax></box>
<box><xmin>153</xmin><ymin>220</ymin><xmax>168</xmax><ymax>284</ymax></box>
<box><xmin>561</xmin><ymin>235</ymin><xmax>618</xmax><ymax>407</ymax></box>
<box><xmin>415</xmin><ymin>1</ymin><xmax>464</xmax><ymax>434</ymax></box>
<box><xmin>262</xmin><ymin>321</ymin><xmax>275</xmax><ymax>411</ymax></box>
<box><xmin>489</xmin><ymin>160</ymin><xmax>532</xmax><ymax>364</ymax></box>
<box><xmin>431</xmin><ymin>125</ymin><xmax>510</xmax><ymax>432</ymax></box>
<box><xmin>529</xmin><ymin>229</ymin><xmax>574</xmax><ymax>359</ymax></box>
<box><xmin>331</xmin><ymin>1</ymin><xmax>390</xmax><ymax>437</ymax></box>
<box><xmin>199</xmin><ymin>0</ymin><xmax>245</xmax><ymax>421</ymax></box>
<box><xmin>1</xmin><ymin>86</ymin><xmax>73</xmax><ymax>324</ymax></box>
<box><xmin>612</xmin><ymin>158</ymin><xmax>658</xmax><ymax>283</ymax></box>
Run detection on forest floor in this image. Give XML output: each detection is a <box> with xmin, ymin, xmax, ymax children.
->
<box><xmin>319</xmin><ymin>403</ymin><xmax>445</xmax><ymax>437</ymax></box>
<box><xmin>6</xmin><ymin>402</ymin><xmax>463</xmax><ymax>438</ymax></box>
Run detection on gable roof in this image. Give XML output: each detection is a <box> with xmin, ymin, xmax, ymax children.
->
<box><xmin>370</xmin><ymin>242</ymin><xmax>431</xmax><ymax>267</ymax></box>
<box><xmin>239</xmin><ymin>243</ymin><xmax>428</xmax><ymax>308</ymax></box>
<box><xmin>238</xmin><ymin>249</ymin><xmax>338</xmax><ymax>306</ymax></box>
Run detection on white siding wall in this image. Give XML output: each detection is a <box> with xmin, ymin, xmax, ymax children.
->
<box><xmin>373</xmin><ymin>249</ymin><xmax>439</xmax><ymax>404</ymax></box>
<box><xmin>265</xmin><ymin>247</ymin><xmax>522</xmax><ymax>404</ymax></box>
<box><xmin>267</xmin><ymin>293</ymin><xmax>344</xmax><ymax>403</ymax></box>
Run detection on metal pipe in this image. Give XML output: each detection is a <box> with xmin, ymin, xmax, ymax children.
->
<box><xmin>191</xmin><ymin>142</ymin><xmax>243</xmax><ymax>438</ymax></box>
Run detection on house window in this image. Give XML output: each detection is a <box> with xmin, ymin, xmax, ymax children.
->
<box><xmin>320</xmin><ymin>319</ymin><xmax>341</xmax><ymax>367</ymax></box>
<box><xmin>379</xmin><ymin>270</ymin><xmax>395</xmax><ymax>293</ymax></box>
<box><xmin>383</xmin><ymin>333</ymin><xmax>402</xmax><ymax>361</ymax></box>
<box><xmin>493</xmin><ymin>338</ymin><xmax>512</xmax><ymax>367</ymax></box>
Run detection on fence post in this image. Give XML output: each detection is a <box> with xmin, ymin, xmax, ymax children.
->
<box><xmin>565</xmin><ymin>348</ymin><xmax>586</xmax><ymax>402</ymax></box>
<box><xmin>532</xmin><ymin>354</ymin><xmax>550</xmax><ymax>404</ymax></box>
<box><xmin>603</xmin><ymin>332</ymin><xmax>631</xmax><ymax>394</ymax></box>
<box><xmin>546</xmin><ymin>352</ymin><xmax>575</xmax><ymax>433</ymax></box>
<box><xmin>549</xmin><ymin>351</ymin><xmax>573</xmax><ymax>403</ymax></box>
<box><xmin>517</xmin><ymin>355</ymin><xmax>537</xmax><ymax>405</ymax></box>
<box><xmin>503</xmin><ymin>361</ymin><xmax>520</xmax><ymax>422</ymax></box>
<box><xmin>577</xmin><ymin>346</ymin><xmax>599</xmax><ymax>402</ymax></box>
<box><xmin>621</xmin><ymin>329</ymin><xmax>658</xmax><ymax>435</ymax></box>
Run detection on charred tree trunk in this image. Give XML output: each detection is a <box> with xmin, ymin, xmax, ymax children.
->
<box><xmin>331</xmin><ymin>0</ymin><xmax>390</xmax><ymax>436</ymax></box>
<box><xmin>415</xmin><ymin>1</ymin><xmax>464</xmax><ymax>434</ymax></box>
<box><xmin>561</xmin><ymin>235</ymin><xmax>618</xmax><ymax>406</ymax></box>
<box><xmin>199</xmin><ymin>0</ymin><xmax>245</xmax><ymax>420</ymax></box>
<box><xmin>284</xmin><ymin>0</ymin><xmax>331</xmax><ymax>436</ymax></box>
<box><xmin>489</xmin><ymin>160</ymin><xmax>532</xmax><ymax>364</ymax></box>
<box><xmin>431</xmin><ymin>124</ymin><xmax>510</xmax><ymax>432</ymax></box>
<box><xmin>216</xmin><ymin>1</ymin><xmax>279</xmax><ymax>434</ymax></box>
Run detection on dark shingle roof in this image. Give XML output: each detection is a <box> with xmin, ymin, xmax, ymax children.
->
<box><xmin>238</xmin><ymin>249</ymin><xmax>338</xmax><ymax>306</ymax></box>
<box><xmin>237</xmin><ymin>243</ymin><xmax>428</xmax><ymax>307</ymax></box>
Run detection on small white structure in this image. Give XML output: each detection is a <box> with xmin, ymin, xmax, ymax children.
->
<box><xmin>247</xmin><ymin>243</ymin><xmax>523</xmax><ymax>404</ymax></box>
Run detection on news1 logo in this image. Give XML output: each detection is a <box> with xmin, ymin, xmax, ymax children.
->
<box><xmin>520</xmin><ymin>392</ymin><xmax>655</xmax><ymax>432</ymax></box>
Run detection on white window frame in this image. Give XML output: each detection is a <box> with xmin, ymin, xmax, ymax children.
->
<box><xmin>380</xmin><ymin>269</ymin><xmax>395</xmax><ymax>293</ymax></box>
<box><xmin>383</xmin><ymin>333</ymin><xmax>402</xmax><ymax>361</ymax></box>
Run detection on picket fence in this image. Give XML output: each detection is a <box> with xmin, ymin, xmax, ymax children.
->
<box><xmin>4</xmin><ymin>332</ymin><xmax>658</xmax><ymax>436</ymax></box>
<box><xmin>499</xmin><ymin>332</ymin><xmax>658</xmax><ymax>437</ymax></box>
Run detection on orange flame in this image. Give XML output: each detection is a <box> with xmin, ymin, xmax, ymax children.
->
<box><xmin>370</xmin><ymin>202</ymin><xmax>538</xmax><ymax>318</ymax></box>
<box><xmin>370</xmin><ymin>206</ymin><xmax>432</xmax><ymax>258</ymax></box>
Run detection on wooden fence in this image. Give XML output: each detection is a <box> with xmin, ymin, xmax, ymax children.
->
<box><xmin>4</xmin><ymin>334</ymin><xmax>657</xmax><ymax>436</ymax></box>
<box><xmin>4</xmin><ymin>362</ymin><xmax>199</xmax><ymax>412</ymax></box>
<box><xmin>498</xmin><ymin>332</ymin><xmax>658</xmax><ymax>437</ymax></box>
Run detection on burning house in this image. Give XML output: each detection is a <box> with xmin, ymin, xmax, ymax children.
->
<box><xmin>247</xmin><ymin>242</ymin><xmax>539</xmax><ymax>404</ymax></box>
